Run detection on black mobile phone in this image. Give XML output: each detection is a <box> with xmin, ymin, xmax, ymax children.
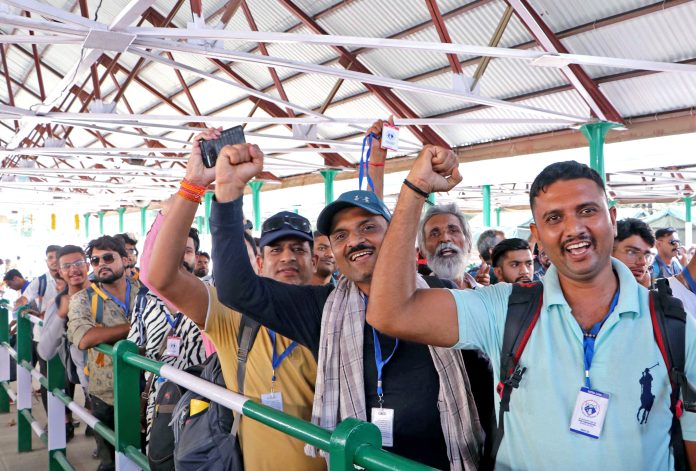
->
<box><xmin>199</xmin><ymin>126</ymin><xmax>246</xmax><ymax>168</ymax></box>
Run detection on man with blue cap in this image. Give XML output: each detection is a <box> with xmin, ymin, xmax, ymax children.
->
<box><xmin>209</xmin><ymin>124</ymin><xmax>484</xmax><ymax>470</ymax></box>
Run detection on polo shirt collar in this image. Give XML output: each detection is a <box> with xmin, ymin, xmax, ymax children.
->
<box><xmin>543</xmin><ymin>257</ymin><xmax>641</xmax><ymax>318</ymax></box>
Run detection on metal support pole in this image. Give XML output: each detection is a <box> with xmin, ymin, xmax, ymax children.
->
<box><xmin>0</xmin><ymin>302</ymin><xmax>8</xmax><ymax>413</ymax></box>
<box><xmin>113</xmin><ymin>340</ymin><xmax>141</xmax><ymax>471</ymax></box>
<box><xmin>140</xmin><ymin>206</ymin><xmax>149</xmax><ymax>237</ymax></box>
<box><xmin>47</xmin><ymin>355</ymin><xmax>66</xmax><ymax>471</ymax></box>
<box><xmin>204</xmin><ymin>191</ymin><xmax>213</xmax><ymax>235</ymax></box>
<box><xmin>98</xmin><ymin>211</ymin><xmax>105</xmax><ymax>235</ymax></box>
<box><xmin>495</xmin><ymin>207</ymin><xmax>501</xmax><ymax>227</ymax></box>
<box><xmin>685</xmin><ymin>196</ymin><xmax>693</xmax><ymax>248</ymax></box>
<box><xmin>16</xmin><ymin>312</ymin><xmax>32</xmax><ymax>452</ymax></box>
<box><xmin>320</xmin><ymin>169</ymin><xmax>338</xmax><ymax>205</ymax></box>
<box><xmin>482</xmin><ymin>185</ymin><xmax>491</xmax><ymax>227</ymax></box>
<box><xmin>83</xmin><ymin>213</ymin><xmax>90</xmax><ymax>239</ymax></box>
<box><xmin>117</xmin><ymin>207</ymin><xmax>126</xmax><ymax>233</ymax></box>
<box><xmin>249</xmin><ymin>181</ymin><xmax>264</xmax><ymax>232</ymax></box>
<box><xmin>580</xmin><ymin>122</ymin><xmax>619</xmax><ymax>184</ymax></box>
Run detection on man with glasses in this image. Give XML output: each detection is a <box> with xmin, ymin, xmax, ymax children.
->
<box><xmin>116</xmin><ymin>233</ymin><xmax>140</xmax><ymax>281</ymax></box>
<box><xmin>67</xmin><ymin>236</ymin><xmax>139</xmax><ymax>471</ymax></box>
<box><xmin>652</xmin><ymin>227</ymin><xmax>685</xmax><ymax>279</ymax></box>
<box><xmin>613</xmin><ymin>218</ymin><xmax>655</xmax><ymax>288</ymax></box>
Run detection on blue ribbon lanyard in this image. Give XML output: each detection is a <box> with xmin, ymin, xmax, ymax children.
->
<box><xmin>582</xmin><ymin>289</ymin><xmax>620</xmax><ymax>389</ymax></box>
<box><xmin>164</xmin><ymin>309</ymin><xmax>182</xmax><ymax>331</ymax></box>
<box><xmin>268</xmin><ymin>330</ymin><xmax>298</xmax><ymax>390</ymax></box>
<box><xmin>358</xmin><ymin>132</ymin><xmax>377</xmax><ymax>192</ymax></box>
<box><xmin>373</xmin><ymin>327</ymin><xmax>399</xmax><ymax>408</ymax></box>
<box><xmin>103</xmin><ymin>282</ymin><xmax>131</xmax><ymax>319</ymax></box>
<box><xmin>682</xmin><ymin>268</ymin><xmax>696</xmax><ymax>294</ymax></box>
<box><xmin>21</xmin><ymin>280</ymin><xmax>30</xmax><ymax>294</ymax></box>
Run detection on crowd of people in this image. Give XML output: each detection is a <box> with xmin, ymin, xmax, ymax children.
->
<box><xmin>1</xmin><ymin>121</ymin><xmax>695</xmax><ymax>471</ymax></box>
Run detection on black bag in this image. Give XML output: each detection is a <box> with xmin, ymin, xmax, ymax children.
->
<box><xmin>58</xmin><ymin>334</ymin><xmax>80</xmax><ymax>385</ymax></box>
<box><xmin>147</xmin><ymin>363</ymin><xmax>204</xmax><ymax>471</ymax></box>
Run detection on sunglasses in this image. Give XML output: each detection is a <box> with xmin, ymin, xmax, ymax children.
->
<box><xmin>669</xmin><ymin>239</ymin><xmax>680</xmax><ymax>246</ymax></box>
<box><xmin>90</xmin><ymin>253</ymin><xmax>117</xmax><ymax>267</ymax></box>
<box><xmin>261</xmin><ymin>214</ymin><xmax>311</xmax><ymax>235</ymax></box>
<box><xmin>60</xmin><ymin>260</ymin><xmax>88</xmax><ymax>271</ymax></box>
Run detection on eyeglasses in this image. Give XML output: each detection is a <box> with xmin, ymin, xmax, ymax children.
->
<box><xmin>669</xmin><ymin>239</ymin><xmax>681</xmax><ymax>246</ymax></box>
<box><xmin>622</xmin><ymin>248</ymin><xmax>654</xmax><ymax>264</ymax></box>
<box><xmin>60</xmin><ymin>260</ymin><xmax>88</xmax><ymax>271</ymax></box>
<box><xmin>90</xmin><ymin>253</ymin><xmax>116</xmax><ymax>267</ymax></box>
<box><xmin>261</xmin><ymin>214</ymin><xmax>311</xmax><ymax>235</ymax></box>
<box><xmin>126</xmin><ymin>248</ymin><xmax>139</xmax><ymax>256</ymax></box>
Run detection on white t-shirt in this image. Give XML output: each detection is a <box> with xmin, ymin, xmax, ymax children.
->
<box><xmin>24</xmin><ymin>272</ymin><xmax>58</xmax><ymax>341</ymax></box>
<box><xmin>668</xmin><ymin>276</ymin><xmax>696</xmax><ymax>319</ymax></box>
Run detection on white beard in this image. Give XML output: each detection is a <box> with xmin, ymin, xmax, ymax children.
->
<box><xmin>427</xmin><ymin>242</ymin><xmax>467</xmax><ymax>281</ymax></box>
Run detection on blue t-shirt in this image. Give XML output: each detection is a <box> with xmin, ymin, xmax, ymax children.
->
<box><xmin>652</xmin><ymin>256</ymin><xmax>683</xmax><ymax>279</ymax></box>
<box><xmin>450</xmin><ymin>259</ymin><xmax>696</xmax><ymax>471</ymax></box>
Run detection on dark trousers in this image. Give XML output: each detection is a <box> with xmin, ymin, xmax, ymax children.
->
<box><xmin>90</xmin><ymin>395</ymin><xmax>115</xmax><ymax>468</ymax></box>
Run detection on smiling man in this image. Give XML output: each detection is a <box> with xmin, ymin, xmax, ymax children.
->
<box><xmin>367</xmin><ymin>150</ymin><xmax>696</xmax><ymax>471</ymax></box>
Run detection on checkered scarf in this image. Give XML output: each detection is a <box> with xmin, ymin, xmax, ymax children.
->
<box><xmin>305</xmin><ymin>276</ymin><xmax>483</xmax><ymax>470</ymax></box>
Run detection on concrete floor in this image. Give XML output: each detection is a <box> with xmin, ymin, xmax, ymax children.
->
<box><xmin>0</xmin><ymin>379</ymin><xmax>101</xmax><ymax>471</ymax></box>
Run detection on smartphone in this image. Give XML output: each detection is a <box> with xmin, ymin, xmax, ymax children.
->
<box><xmin>199</xmin><ymin>126</ymin><xmax>246</xmax><ymax>168</ymax></box>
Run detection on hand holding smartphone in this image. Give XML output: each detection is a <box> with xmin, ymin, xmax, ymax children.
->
<box><xmin>199</xmin><ymin>125</ymin><xmax>246</xmax><ymax>168</ymax></box>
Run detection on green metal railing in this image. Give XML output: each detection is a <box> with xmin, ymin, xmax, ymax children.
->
<box><xmin>0</xmin><ymin>300</ymin><xmax>435</xmax><ymax>470</ymax></box>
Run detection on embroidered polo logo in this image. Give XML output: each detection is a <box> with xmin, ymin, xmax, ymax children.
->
<box><xmin>637</xmin><ymin>363</ymin><xmax>659</xmax><ymax>424</ymax></box>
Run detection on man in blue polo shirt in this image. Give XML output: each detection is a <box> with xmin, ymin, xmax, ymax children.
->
<box><xmin>367</xmin><ymin>145</ymin><xmax>696</xmax><ymax>470</ymax></box>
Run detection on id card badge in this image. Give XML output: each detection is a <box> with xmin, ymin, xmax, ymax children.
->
<box><xmin>165</xmin><ymin>336</ymin><xmax>181</xmax><ymax>357</ymax></box>
<box><xmin>380</xmin><ymin>124</ymin><xmax>400</xmax><ymax>151</ymax></box>
<box><xmin>261</xmin><ymin>391</ymin><xmax>284</xmax><ymax>412</ymax></box>
<box><xmin>569</xmin><ymin>387</ymin><xmax>610</xmax><ymax>439</ymax></box>
<box><xmin>371</xmin><ymin>408</ymin><xmax>394</xmax><ymax>447</ymax></box>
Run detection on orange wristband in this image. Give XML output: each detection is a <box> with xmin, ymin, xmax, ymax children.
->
<box><xmin>177</xmin><ymin>189</ymin><xmax>202</xmax><ymax>204</ymax></box>
<box><xmin>180</xmin><ymin>178</ymin><xmax>207</xmax><ymax>197</ymax></box>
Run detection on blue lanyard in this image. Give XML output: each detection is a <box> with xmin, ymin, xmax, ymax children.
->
<box><xmin>358</xmin><ymin>132</ymin><xmax>376</xmax><ymax>192</ymax></box>
<box><xmin>268</xmin><ymin>330</ymin><xmax>298</xmax><ymax>382</ymax></box>
<box><xmin>655</xmin><ymin>256</ymin><xmax>674</xmax><ymax>277</ymax></box>
<box><xmin>582</xmin><ymin>289</ymin><xmax>620</xmax><ymax>389</ymax></box>
<box><xmin>102</xmin><ymin>282</ymin><xmax>131</xmax><ymax>318</ymax></box>
<box><xmin>164</xmin><ymin>309</ymin><xmax>182</xmax><ymax>330</ymax></box>
<box><xmin>372</xmin><ymin>327</ymin><xmax>399</xmax><ymax>403</ymax></box>
<box><xmin>682</xmin><ymin>269</ymin><xmax>696</xmax><ymax>294</ymax></box>
<box><xmin>21</xmin><ymin>280</ymin><xmax>30</xmax><ymax>294</ymax></box>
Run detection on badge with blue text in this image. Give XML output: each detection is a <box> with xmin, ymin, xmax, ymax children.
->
<box><xmin>570</xmin><ymin>387</ymin><xmax>610</xmax><ymax>439</ymax></box>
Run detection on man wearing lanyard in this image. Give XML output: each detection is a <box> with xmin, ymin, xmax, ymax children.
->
<box><xmin>67</xmin><ymin>236</ymin><xmax>139</xmax><ymax>471</ymax></box>
<box><xmin>367</xmin><ymin>148</ymin><xmax>696</xmax><ymax>470</ymax></box>
<box><xmin>669</xmin><ymin>252</ymin><xmax>696</xmax><ymax>318</ymax></box>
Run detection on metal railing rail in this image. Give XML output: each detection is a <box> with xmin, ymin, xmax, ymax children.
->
<box><xmin>0</xmin><ymin>300</ymin><xmax>435</xmax><ymax>471</ymax></box>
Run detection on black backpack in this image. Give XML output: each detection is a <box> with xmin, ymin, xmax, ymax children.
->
<box><xmin>487</xmin><ymin>281</ymin><xmax>696</xmax><ymax>470</ymax></box>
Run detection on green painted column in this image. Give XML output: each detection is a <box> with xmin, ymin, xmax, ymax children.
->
<box><xmin>495</xmin><ymin>207</ymin><xmax>501</xmax><ymax>226</ymax></box>
<box><xmin>47</xmin><ymin>355</ymin><xmax>66</xmax><ymax>471</ymax></box>
<box><xmin>140</xmin><ymin>206</ymin><xmax>149</xmax><ymax>237</ymax></box>
<box><xmin>117</xmin><ymin>207</ymin><xmax>126</xmax><ymax>233</ymax></box>
<box><xmin>204</xmin><ymin>191</ymin><xmax>214</xmax><ymax>235</ymax></box>
<box><xmin>195</xmin><ymin>215</ymin><xmax>204</xmax><ymax>234</ymax></box>
<box><xmin>0</xmin><ymin>303</ymin><xmax>8</xmax><ymax>413</ymax></box>
<box><xmin>685</xmin><ymin>196</ymin><xmax>693</xmax><ymax>248</ymax></box>
<box><xmin>249</xmin><ymin>181</ymin><xmax>264</xmax><ymax>232</ymax></box>
<box><xmin>98</xmin><ymin>211</ymin><xmax>105</xmax><ymax>235</ymax></box>
<box><xmin>482</xmin><ymin>185</ymin><xmax>491</xmax><ymax>227</ymax></box>
<box><xmin>427</xmin><ymin>192</ymin><xmax>436</xmax><ymax>206</ymax></box>
<box><xmin>83</xmin><ymin>213</ymin><xmax>90</xmax><ymax>239</ymax></box>
<box><xmin>580</xmin><ymin>122</ymin><xmax>619</xmax><ymax>184</ymax></box>
<box><xmin>320</xmin><ymin>169</ymin><xmax>338</xmax><ymax>205</ymax></box>
<box><xmin>16</xmin><ymin>313</ymin><xmax>31</xmax><ymax>452</ymax></box>
<box><xmin>112</xmin><ymin>340</ymin><xmax>141</xmax><ymax>467</ymax></box>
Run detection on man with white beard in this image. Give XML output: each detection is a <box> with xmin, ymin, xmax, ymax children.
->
<box><xmin>417</xmin><ymin>203</ymin><xmax>488</xmax><ymax>289</ymax></box>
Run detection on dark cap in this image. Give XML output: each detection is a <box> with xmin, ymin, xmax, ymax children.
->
<box><xmin>259</xmin><ymin>211</ymin><xmax>313</xmax><ymax>249</ymax></box>
<box><xmin>317</xmin><ymin>190</ymin><xmax>391</xmax><ymax>235</ymax></box>
<box><xmin>654</xmin><ymin>227</ymin><xmax>677</xmax><ymax>239</ymax></box>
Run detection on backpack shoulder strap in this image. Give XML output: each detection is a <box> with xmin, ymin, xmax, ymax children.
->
<box><xmin>236</xmin><ymin>315</ymin><xmax>261</xmax><ymax>395</ymax></box>
<box><xmin>38</xmin><ymin>274</ymin><xmax>47</xmax><ymax>298</ymax></box>
<box><xmin>487</xmin><ymin>282</ymin><xmax>544</xmax><ymax>468</ymax></box>
<box><xmin>87</xmin><ymin>283</ymin><xmax>107</xmax><ymax>325</ymax></box>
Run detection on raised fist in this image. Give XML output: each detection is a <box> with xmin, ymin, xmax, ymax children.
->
<box><xmin>214</xmin><ymin>143</ymin><xmax>264</xmax><ymax>203</ymax></box>
<box><xmin>407</xmin><ymin>145</ymin><xmax>462</xmax><ymax>194</ymax></box>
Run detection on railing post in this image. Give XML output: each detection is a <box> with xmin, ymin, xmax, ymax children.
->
<box><xmin>329</xmin><ymin>417</ymin><xmax>382</xmax><ymax>471</ymax></box>
<box><xmin>113</xmin><ymin>340</ymin><xmax>141</xmax><ymax>470</ymax></box>
<box><xmin>0</xmin><ymin>301</ymin><xmax>9</xmax><ymax>413</ymax></box>
<box><xmin>47</xmin><ymin>355</ymin><xmax>66</xmax><ymax>471</ymax></box>
<box><xmin>16</xmin><ymin>310</ymin><xmax>32</xmax><ymax>452</ymax></box>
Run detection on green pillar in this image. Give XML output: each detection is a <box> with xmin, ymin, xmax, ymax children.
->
<box><xmin>427</xmin><ymin>192</ymin><xmax>436</xmax><ymax>206</ymax></box>
<box><xmin>112</xmin><ymin>340</ymin><xmax>141</xmax><ymax>467</ymax></box>
<box><xmin>320</xmin><ymin>169</ymin><xmax>338</xmax><ymax>205</ymax></box>
<box><xmin>140</xmin><ymin>206</ymin><xmax>149</xmax><ymax>237</ymax></box>
<box><xmin>204</xmin><ymin>191</ymin><xmax>214</xmax><ymax>235</ymax></box>
<box><xmin>686</xmin><ymin>197</ymin><xmax>693</xmax><ymax>223</ymax></box>
<box><xmin>117</xmin><ymin>207</ymin><xmax>126</xmax><ymax>233</ymax></box>
<box><xmin>16</xmin><ymin>313</ymin><xmax>31</xmax><ymax>452</ymax></box>
<box><xmin>0</xmin><ymin>303</ymin><xmax>8</xmax><ymax>413</ymax></box>
<box><xmin>83</xmin><ymin>213</ymin><xmax>90</xmax><ymax>239</ymax></box>
<box><xmin>249</xmin><ymin>181</ymin><xmax>264</xmax><ymax>232</ymax></box>
<box><xmin>98</xmin><ymin>211</ymin><xmax>105</xmax><ymax>235</ymax></box>
<box><xmin>580</xmin><ymin>122</ymin><xmax>619</xmax><ymax>184</ymax></box>
<box><xmin>47</xmin><ymin>355</ymin><xmax>65</xmax><ymax>471</ymax></box>
<box><xmin>685</xmin><ymin>196</ymin><xmax>693</xmax><ymax>248</ymax></box>
<box><xmin>495</xmin><ymin>207</ymin><xmax>501</xmax><ymax>226</ymax></box>
<box><xmin>195</xmin><ymin>215</ymin><xmax>204</xmax><ymax>234</ymax></box>
<box><xmin>482</xmin><ymin>185</ymin><xmax>491</xmax><ymax>227</ymax></box>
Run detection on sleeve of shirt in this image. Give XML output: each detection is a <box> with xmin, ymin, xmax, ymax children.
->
<box><xmin>449</xmin><ymin>282</ymin><xmax>513</xmax><ymax>356</ymax></box>
<box><xmin>37</xmin><ymin>307</ymin><xmax>65</xmax><ymax>361</ymax></box>
<box><xmin>67</xmin><ymin>291</ymin><xmax>95</xmax><ymax>350</ymax></box>
<box><xmin>23</xmin><ymin>278</ymin><xmax>40</xmax><ymax>303</ymax></box>
<box><xmin>680</xmin><ymin>313</ymin><xmax>696</xmax><ymax>440</ymax></box>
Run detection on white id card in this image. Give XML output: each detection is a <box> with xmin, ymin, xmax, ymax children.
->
<box><xmin>371</xmin><ymin>408</ymin><xmax>394</xmax><ymax>447</ymax></box>
<box><xmin>380</xmin><ymin>124</ymin><xmax>400</xmax><ymax>151</ymax></box>
<box><xmin>165</xmin><ymin>336</ymin><xmax>181</xmax><ymax>357</ymax></box>
<box><xmin>569</xmin><ymin>387</ymin><xmax>610</xmax><ymax>439</ymax></box>
<box><xmin>261</xmin><ymin>392</ymin><xmax>284</xmax><ymax>412</ymax></box>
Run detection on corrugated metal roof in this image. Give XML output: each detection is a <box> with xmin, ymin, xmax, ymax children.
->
<box><xmin>600</xmin><ymin>72</ymin><xmax>696</xmax><ymax>116</ymax></box>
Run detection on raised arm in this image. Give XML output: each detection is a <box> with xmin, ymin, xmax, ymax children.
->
<box><xmin>364</xmin><ymin>117</ymin><xmax>391</xmax><ymax>199</ymax></box>
<box><xmin>147</xmin><ymin>128</ymin><xmax>220</xmax><ymax>328</ymax></box>
<box><xmin>367</xmin><ymin>145</ymin><xmax>463</xmax><ymax>347</ymax></box>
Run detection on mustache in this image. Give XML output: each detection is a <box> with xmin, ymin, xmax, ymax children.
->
<box><xmin>436</xmin><ymin>242</ymin><xmax>462</xmax><ymax>256</ymax></box>
<box><xmin>346</xmin><ymin>243</ymin><xmax>375</xmax><ymax>258</ymax></box>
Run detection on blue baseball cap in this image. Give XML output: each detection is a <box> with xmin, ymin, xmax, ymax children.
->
<box><xmin>259</xmin><ymin>211</ymin><xmax>313</xmax><ymax>249</ymax></box>
<box><xmin>317</xmin><ymin>190</ymin><xmax>392</xmax><ymax>235</ymax></box>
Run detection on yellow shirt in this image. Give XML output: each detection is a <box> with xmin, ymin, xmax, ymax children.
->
<box><xmin>204</xmin><ymin>286</ymin><xmax>325</xmax><ymax>471</ymax></box>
